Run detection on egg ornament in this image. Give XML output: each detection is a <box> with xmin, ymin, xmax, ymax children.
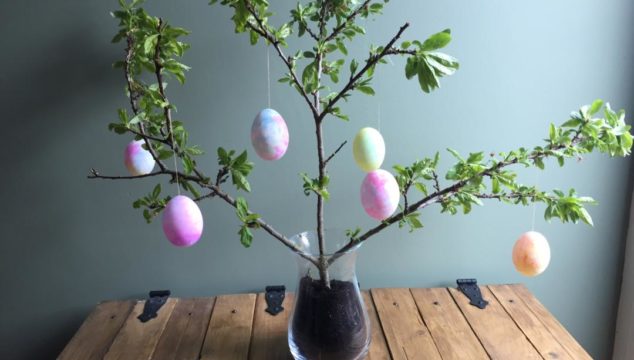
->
<box><xmin>124</xmin><ymin>140</ymin><xmax>156</xmax><ymax>175</ymax></box>
<box><xmin>360</xmin><ymin>169</ymin><xmax>400</xmax><ymax>220</ymax></box>
<box><xmin>512</xmin><ymin>231</ymin><xmax>551</xmax><ymax>276</ymax></box>
<box><xmin>353</xmin><ymin>127</ymin><xmax>385</xmax><ymax>172</ymax></box>
<box><xmin>251</xmin><ymin>109</ymin><xmax>289</xmax><ymax>160</ymax></box>
<box><xmin>162</xmin><ymin>195</ymin><xmax>204</xmax><ymax>247</ymax></box>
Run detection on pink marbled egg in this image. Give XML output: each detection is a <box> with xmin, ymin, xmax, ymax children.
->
<box><xmin>512</xmin><ymin>231</ymin><xmax>551</xmax><ymax>276</ymax></box>
<box><xmin>251</xmin><ymin>109</ymin><xmax>289</xmax><ymax>160</ymax></box>
<box><xmin>360</xmin><ymin>169</ymin><xmax>400</xmax><ymax>220</ymax></box>
<box><xmin>162</xmin><ymin>195</ymin><xmax>204</xmax><ymax>247</ymax></box>
<box><xmin>124</xmin><ymin>140</ymin><xmax>155</xmax><ymax>176</ymax></box>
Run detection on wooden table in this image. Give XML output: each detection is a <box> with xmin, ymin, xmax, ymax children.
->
<box><xmin>59</xmin><ymin>284</ymin><xmax>591</xmax><ymax>359</ymax></box>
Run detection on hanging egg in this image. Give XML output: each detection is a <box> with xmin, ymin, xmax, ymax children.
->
<box><xmin>360</xmin><ymin>169</ymin><xmax>400</xmax><ymax>220</ymax></box>
<box><xmin>353</xmin><ymin>127</ymin><xmax>385</xmax><ymax>172</ymax></box>
<box><xmin>251</xmin><ymin>108</ymin><xmax>289</xmax><ymax>160</ymax></box>
<box><xmin>124</xmin><ymin>140</ymin><xmax>156</xmax><ymax>176</ymax></box>
<box><xmin>512</xmin><ymin>231</ymin><xmax>551</xmax><ymax>276</ymax></box>
<box><xmin>162</xmin><ymin>195</ymin><xmax>204</xmax><ymax>247</ymax></box>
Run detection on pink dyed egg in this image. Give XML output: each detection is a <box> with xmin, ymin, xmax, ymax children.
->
<box><xmin>124</xmin><ymin>140</ymin><xmax>155</xmax><ymax>176</ymax></box>
<box><xmin>360</xmin><ymin>169</ymin><xmax>400</xmax><ymax>220</ymax></box>
<box><xmin>162</xmin><ymin>195</ymin><xmax>204</xmax><ymax>247</ymax></box>
<box><xmin>512</xmin><ymin>231</ymin><xmax>551</xmax><ymax>276</ymax></box>
<box><xmin>251</xmin><ymin>109</ymin><xmax>289</xmax><ymax>160</ymax></box>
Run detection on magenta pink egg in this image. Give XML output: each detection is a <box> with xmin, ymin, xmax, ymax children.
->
<box><xmin>251</xmin><ymin>108</ymin><xmax>289</xmax><ymax>160</ymax></box>
<box><xmin>124</xmin><ymin>140</ymin><xmax>155</xmax><ymax>176</ymax></box>
<box><xmin>360</xmin><ymin>169</ymin><xmax>400</xmax><ymax>220</ymax></box>
<box><xmin>162</xmin><ymin>195</ymin><xmax>204</xmax><ymax>247</ymax></box>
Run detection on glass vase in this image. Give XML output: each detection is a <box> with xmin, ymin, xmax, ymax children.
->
<box><xmin>288</xmin><ymin>231</ymin><xmax>371</xmax><ymax>360</ymax></box>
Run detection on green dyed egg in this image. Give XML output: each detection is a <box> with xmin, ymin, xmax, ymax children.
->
<box><xmin>353</xmin><ymin>127</ymin><xmax>385</xmax><ymax>172</ymax></box>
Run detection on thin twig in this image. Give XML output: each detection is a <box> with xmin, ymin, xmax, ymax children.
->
<box><xmin>324</xmin><ymin>140</ymin><xmax>348</xmax><ymax>165</ymax></box>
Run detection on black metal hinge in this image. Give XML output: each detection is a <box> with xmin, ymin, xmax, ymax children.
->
<box><xmin>138</xmin><ymin>290</ymin><xmax>171</xmax><ymax>323</ymax></box>
<box><xmin>457</xmin><ymin>279</ymin><xmax>488</xmax><ymax>309</ymax></box>
<box><xmin>265</xmin><ymin>285</ymin><xmax>285</xmax><ymax>316</ymax></box>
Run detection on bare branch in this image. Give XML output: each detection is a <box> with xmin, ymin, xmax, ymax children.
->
<box><xmin>324</xmin><ymin>140</ymin><xmax>348</xmax><ymax>165</ymax></box>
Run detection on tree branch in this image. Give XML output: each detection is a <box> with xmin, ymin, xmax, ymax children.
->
<box><xmin>319</xmin><ymin>22</ymin><xmax>410</xmax><ymax>121</ymax></box>
<box><xmin>243</xmin><ymin>5</ymin><xmax>319</xmax><ymax>119</ymax></box>
<box><xmin>124</xmin><ymin>35</ymin><xmax>167</xmax><ymax>171</ymax></box>
<box><xmin>324</xmin><ymin>0</ymin><xmax>372</xmax><ymax>43</ymax></box>
<box><xmin>89</xmin><ymin>166</ymin><xmax>320</xmax><ymax>268</ymax></box>
<box><xmin>324</xmin><ymin>140</ymin><xmax>348</xmax><ymax>165</ymax></box>
<box><xmin>153</xmin><ymin>19</ymin><xmax>176</xmax><ymax>144</ymax></box>
<box><xmin>328</xmin><ymin>138</ymin><xmax>587</xmax><ymax>264</ymax></box>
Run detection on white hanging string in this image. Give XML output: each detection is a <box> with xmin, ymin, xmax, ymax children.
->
<box><xmin>377</xmin><ymin>103</ymin><xmax>382</xmax><ymax>132</ymax></box>
<box><xmin>530</xmin><ymin>170</ymin><xmax>540</xmax><ymax>230</ymax></box>
<box><xmin>267</xmin><ymin>46</ymin><xmax>271</xmax><ymax>108</ymax></box>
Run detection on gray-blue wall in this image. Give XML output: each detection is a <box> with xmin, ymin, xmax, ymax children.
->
<box><xmin>1</xmin><ymin>1</ymin><xmax>632</xmax><ymax>358</ymax></box>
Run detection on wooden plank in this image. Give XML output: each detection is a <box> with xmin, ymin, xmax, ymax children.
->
<box><xmin>103</xmin><ymin>298</ymin><xmax>178</xmax><ymax>360</ymax></box>
<box><xmin>248</xmin><ymin>293</ymin><xmax>294</xmax><ymax>360</ymax></box>
<box><xmin>371</xmin><ymin>288</ymin><xmax>442</xmax><ymax>360</ymax></box>
<box><xmin>152</xmin><ymin>297</ymin><xmax>215</xmax><ymax>360</ymax></box>
<box><xmin>488</xmin><ymin>285</ymin><xmax>572</xmax><ymax>360</ymax></box>
<box><xmin>201</xmin><ymin>293</ymin><xmax>257</xmax><ymax>360</ymax></box>
<box><xmin>411</xmin><ymin>288</ymin><xmax>489</xmax><ymax>360</ymax></box>
<box><xmin>58</xmin><ymin>300</ymin><xmax>135</xmax><ymax>360</ymax></box>
<box><xmin>448</xmin><ymin>286</ymin><xmax>541</xmax><ymax>359</ymax></box>
<box><xmin>510</xmin><ymin>284</ymin><xmax>592</xmax><ymax>360</ymax></box>
<box><xmin>362</xmin><ymin>291</ymin><xmax>391</xmax><ymax>360</ymax></box>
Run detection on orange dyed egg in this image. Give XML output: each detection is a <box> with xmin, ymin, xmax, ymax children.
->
<box><xmin>512</xmin><ymin>231</ymin><xmax>551</xmax><ymax>276</ymax></box>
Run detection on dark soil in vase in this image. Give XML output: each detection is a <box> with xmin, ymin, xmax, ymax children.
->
<box><xmin>290</xmin><ymin>276</ymin><xmax>369</xmax><ymax>359</ymax></box>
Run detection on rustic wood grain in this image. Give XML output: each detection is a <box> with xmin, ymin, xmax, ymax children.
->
<box><xmin>60</xmin><ymin>285</ymin><xmax>591</xmax><ymax>360</ymax></box>
<box><xmin>371</xmin><ymin>288</ymin><xmax>442</xmax><ymax>360</ymax></box>
<box><xmin>362</xmin><ymin>291</ymin><xmax>391</xmax><ymax>360</ymax></box>
<box><xmin>248</xmin><ymin>293</ymin><xmax>294</xmax><ymax>360</ymax></box>
<box><xmin>103</xmin><ymin>298</ymin><xmax>177</xmax><ymax>360</ymax></box>
<box><xmin>510</xmin><ymin>284</ymin><xmax>592</xmax><ymax>360</ymax></box>
<box><xmin>152</xmin><ymin>297</ymin><xmax>215</xmax><ymax>360</ymax></box>
<box><xmin>58</xmin><ymin>300</ymin><xmax>135</xmax><ymax>360</ymax></box>
<box><xmin>200</xmin><ymin>294</ymin><xmax>257</xmax><ymax>360</ymax></box>
<box><xmin>411</xmin><ymin>288</ymin><xmax>489</xmax><ymax>360</ymax></box>
<box><xmin>448</xmin><ymin>286</ymin><xmax>541</xmax><ymax>359</ymax></box>
<box><xmin>488</xmin><ymin>285</ymin><xmax>572</xmax><ymax>360</ymax></box>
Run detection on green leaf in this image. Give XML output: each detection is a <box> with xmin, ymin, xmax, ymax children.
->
<box><xmin>357</xmin><ymin>85</ymin><xmax>375</xmax><ymax>95</ymax></box>
<box><xmin>235</xmin><ymin>197</ymin><xmax>248</xmax><ymax>219</ymax></box>
<box><xmin>405</xmin><ymin>57</ymin><xmax>417</xmax><ymax>79</ymax></box>
<box><xmin>420</xmin><ymin>29</ymin><xmax>451</xmax><ymax>51</ymax></box>
<box><xmin>588</xmin><ymin>99</ymin><xmax>603</xmax><ymax>116</ymax></box>
<box><xmin>578</xmin><ymin>207</ymin><xmax>594</xmax><ymax>226</ymax></box>
<box><xmin>143</xmin><ymin>34</ymin><xmax>159</xmax><ymax>55</ymax></box>
<box><xmin>549</xmin><ymin>123</ymin><xmax>557</xmax><ymax>142</ymax></box>
<box><xmin>152</xmin><ymin>184</ymin><xmax>161</xmax><ymax>198</ymax></box>
<box><xmin>249</xmin><ymin>30</ymin><xmax>259</xmax><ymax>45</ymax></box>
<box><xmin>231</xmin><ymin>170</ymin><xmax>251</xmax><ymax>192</ymax></box>
<box><xmin>239</xmin><ymin>226</ymin><xmax>253</xmax><ymax>247</ymax></box>
<box><xmin>447</xmin><ymin>148</ymin><xmax>464</xmax><ymax>161</ymax></box>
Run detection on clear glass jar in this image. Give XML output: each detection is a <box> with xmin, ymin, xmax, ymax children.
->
<box><xmin>288</xmin><ymin>231</ymin><xmax>370</xmax><ymax>360</ymax></box>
